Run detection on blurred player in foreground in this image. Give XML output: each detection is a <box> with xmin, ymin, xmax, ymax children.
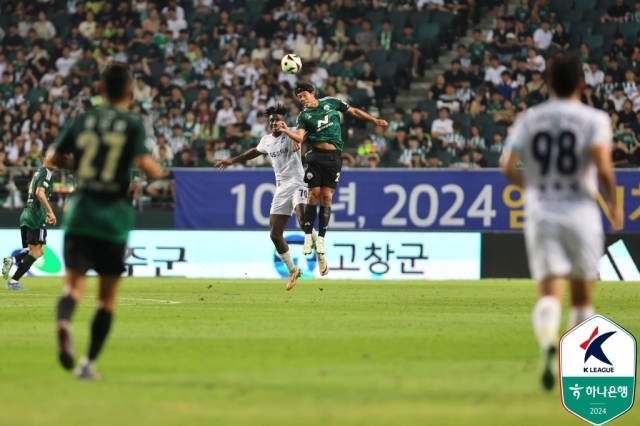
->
<box><xmin>3</xmin><ymin>155</ymin><xmax>57</xmax><ymax>289</ymax></box>
<box><xmin>215</xmin><ymin>104</ymin><xmax>328</xmax><ymax>290</ymax></box>
<box><xmin>48</xmin><ymin>62</ymin><xmax>163</xmax><ymax>379</ymax></box>
<box><xmin>501</xmin><ymin>55</ymin><xmax>622</xmax><ymax>391</ymax></box>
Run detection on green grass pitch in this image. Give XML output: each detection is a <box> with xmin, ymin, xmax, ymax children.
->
<box><xmin>0</xmin><ymin>278</ymin><xmax>638</xmax><ymax>426</ymax></box>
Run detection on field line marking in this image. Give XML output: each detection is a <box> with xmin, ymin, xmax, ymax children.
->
<box><xmin>120</xmin><ymin>297</ymin><xmax>181</xmax><ymax>305</ymax></box>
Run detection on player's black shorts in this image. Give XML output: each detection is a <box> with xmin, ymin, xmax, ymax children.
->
<box><xmin>21</xmin><ymin>226</ymin><xmax>46</xmax><ymax>248</ymax></box>
<box><xmin>304</xmin><ymin>148</ymin><xmax>342</xmax><ymax>189</ymax></box>
<box><xmin>64</xmin><ymin>234</ymin><xmax>126</xmax><ymax>276</ymax></box>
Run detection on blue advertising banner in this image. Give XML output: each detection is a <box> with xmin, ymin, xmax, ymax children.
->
<box><xmin>174</xmin><ymin>170</ymin><xmax>640</xmax><ymax>232</ymax></box>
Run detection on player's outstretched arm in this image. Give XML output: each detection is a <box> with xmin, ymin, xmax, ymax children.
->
<box><xmin>346</xmin><ymin>107</ymin><xmax>388</xmax><ymax>126</ymax></box>
<box><xmin>500</xmin><ymin>149</ymin><xmax>524</xmax><ymax>188</ymax></box>
<box><xmin>135</xmin><ymin>154</ymin><xmax>163</xmax><ymax>180</ymax></box>
<box><xmin>591</xmin><ymin>145</ymin><xmax>623</xmax><ymax>230</ymax></box>
<box><xmin>215</xmin><ymin>148</ymin><xmax>262</xmax><ymax>170</ymax></box>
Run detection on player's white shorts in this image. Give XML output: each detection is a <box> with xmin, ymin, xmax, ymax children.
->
<box><xmin>525</xmin><ymin>203</ymin><xmax>604</xmax><ymax>281</ymax></box>
<box><xmin>270</xmin><ymin>178</ymin><xmax>307</xmax><ymax>216</ymax></box>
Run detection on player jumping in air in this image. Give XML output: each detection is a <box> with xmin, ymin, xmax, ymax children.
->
<box><xmin>278</xmin><ymin>83</ymin><xmax>387</xmax><ymax>256</ymax></box>
<box><xmin>48</xmin><ymin>62</ymin><xmax>163</xmax><ymax>379</ymax></box>
<box><xmin>215</xmin><ymin>104</ymin><xmax>328</xmax><ymax>290</ymax></box>
<box><xmin>501</xmin><ymin>54</ymin><xmax>622</xmax><ymax>391</ymax></box>
<box><xmin>2</xmin><ymin>155</ymin><xmax>57</xmax><ymax>289</ymax></box>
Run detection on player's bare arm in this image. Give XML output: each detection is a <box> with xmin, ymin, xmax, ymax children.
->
<box><xmin>135</xmin><ymin>154</ymin><xmax>163</xmax><ymax>180</ymax></box>
<box><xmin>35</xmin><ymin>186</ymin><xmax>56</xmax><ymax>225</ymax></box>
<box><xmin>277</xmin><ymin>122</ymin><xmax>304</xmax><ymax>151</ymax></box>
<box><xmin>215</xmin><ymin>148</ymin><xmax>262</xmax><ymax>170</ymax></box>
<box><xmin>500</xmin><ymin>149</ymin><xmax>524</xmax><ymax>188</ymax></box>
<box><xmin>346</xmin><ymin>107</ymin><xmax>388</xmax><ymax>126</ymax></box>
<box><xmin>591</xmin><ymin>144</ymin><xmax>623</xmax><ymax>230</ymax></box>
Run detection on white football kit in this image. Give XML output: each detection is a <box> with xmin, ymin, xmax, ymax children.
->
<box><xmin>505</xmin><ymin>100</ymin><xmax>612</xmax><ymax>281</ymax></box>
<box><xmin>256</xmin><ymin>130</ymin><xmax>307</xmax><ymax>216</ymax></box>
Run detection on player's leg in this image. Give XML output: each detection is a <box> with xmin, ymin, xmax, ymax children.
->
<box><xmin>295</xmin><ymin>203</ymin><xmax>326</xmax><ymax>276</ymax></box>
<box><xmin>315</xmin><ymin>186</ymin><xmax>336</xmax><ymax>255</ymax></box>
<box><xmin>75</xmin><ymin>275</ymin><xmax>121</xmax><ymax>379</ymax></box>
<box><xmin>3</xmin><ymin>227</ymin><xmax>30</xmax><ymax>280</ymax></box>
<box><xmin>527</xmin><ymin>220</ymin><xmax>568</xmax><ymax>390</ymax></box>
<box><xmin>56</xmin><ymin>267</ymin><xmax>88</xmax><ymax>370</ymax></box>
<box><xmin>7</xmin><ymin>228</ymin><xmax>47</xmax><ymax>290</ymax></box>
<box><xmin>270</xmin><ymin>213</ymin><xmax>302</xmax><ymax>291</ymax></box>
<box><xmin>567</xmin><ymin>279</ymin><xmax>596</xmax><ymax>329</ymax></box>
<box><xmin>564</xmin><ymin>214</ymin><xmax>602</xmax><ymax>330</ymax></box>
<box><xmin>74</xmin><ymin>237</ymin><xmax>127</xmax><ymax>379</ymax></box>
<box><xmin>314</xmin><ymin>150</ymin><xmax>341</xmax><ymax>255</ymax></box>
<box><xmin>303</xmin><ymin>153</ymin><xmax>323</xmax><ymax>255</ymax></box>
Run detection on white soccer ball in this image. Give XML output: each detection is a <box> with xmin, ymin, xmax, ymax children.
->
<box><xmin>281</xmin><ymin>54</ymin><xmax>302</xmax><ymax>74</ymax></box>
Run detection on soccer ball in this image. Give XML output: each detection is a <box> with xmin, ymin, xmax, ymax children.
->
<box><xmin>281</xmin><ymin>54</ymin><xmax>302</xmax><ymax>74</ymax></box>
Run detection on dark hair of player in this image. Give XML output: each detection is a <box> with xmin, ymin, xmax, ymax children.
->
<box><xmin>548</xmin><ymin>54</ymin><xmax>584</xmax><ymax>98</ymax></box>
<box><xmin>294</xmin><ymin>82</ymin><xmax>315</xmax><ymax>96</ymax></box>
<box><xmin>101</xmin><ymin>62</ymin><xmax>132</xmax><ymax>102</ymax></box>
<box><xmin>264</xmin><ymin>103</ymin><xmax>287</xmax><ymax>117</ymax></box>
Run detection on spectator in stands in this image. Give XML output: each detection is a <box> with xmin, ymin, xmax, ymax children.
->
<box><xmin>618</xmin><ymin>100</ymin><xmax>636</xmax><ymax>126</ymax></box>
<box><xmin>611</xmin><ymin>87</ymin><xmax>628</xmax><ymax>112</ymax></box>
<box><xmin>611</xmin><ymin>34</ymin><xmax>634</xmax><ymax>62</ymax></box>
<box><xmin>585</xmin><ymin>61</ymin><xmax>605</xmax><ymax>87</ymax></box>
<box><xmin>442</xmin><ymin>121</ymin><xmax>465</xmax><ymax>158</ymax></box>
<box><xmin>497</xmin><ymin>71</ymin><xmax>518</xmax><ymax>101</ymax></box>
<box><xmin>533</xmin><ymin>21</ymin><xmax>552</xmax><ymax>51</ymax></box>
<box><xmin>33</xmin><ymin>12</ymin><xmax>56</xmax><ymax>41</ymax></box>
<box><xmin>294</xmin><ymin>31</ymin><xmax>322</xmax><ymax>61</ymax></box>
<box><xmin>173</xmin><ymin>147</ymin><xmax>195</xmax><ymax>168</ymax></box>
<box><xmin>485</xmin><ymin>56</ymin><xmax>507</xmax><ymax>87</ymax></box>
<box><xmin>356</xmin><ymin>138</ymin><xmax>380</xmax><ymax>168</ymax></box>
<box><xmin>466</xmin><ymin>125</ymin><xmax>486</xmax><ymax>151</ymax></box>
<box><xmin>356</xmin><ymin>20</ymin><xmax>377</xmax><ymax>52</ymax></box>
<box><xmin>456</xmin><ymin>78</ymin><xmax>475</xmax><ymax>112</ymax></box>
<box><xmin>489</xmin><ymin>132</ymin><xmax>504</xmax><ymax>154</ymax></box>
<box><xmin>319</xmin><ymin>41</ymin><xmax>340</xmax><ymax>66</ymax></box>
<box><xmin>514</xmin><ymin>0</ymin><xmax>531</xmax><ymax>22</ymax></box>
<box><xmin>428</xmin><ymin>74</ymin><xmax>447</xmax><ymax>100</ymax></box>
<box><xmin>526</xmin><ymin>47</ymin><xmax>545</xmax><ymax>72</ymax></box>
<box><xmin>437</xmin><ymin>84</ymin><xmax>461</xmax><ymax>114</ymax></box>
<box><xmin>444</xmin><ymin>60</ymin><xmax>465</xmax><ymax>87</ymax></box>
<box><xmin>468</xmin><ymin>30</ymin><xmax>489</xmax><ymax>63</ymax></box>
<box><xmin>530</xmin><ymin>0</ymin><xmax>552</xmax><ymax>25</ymax></box>
<box><xmin>472</xmin><ymin>149</ymin><xmax>487</xmax><ymax>168</ymax></box>
<box><xmin>431</xmin><ymin>107</ymin><xmax>454</xmax><ymax>141</ymax></box>
<box><xmin>398</xmin><ymin>136</ymin><xmax>426</xmax><ymax>168</ymax></box>
<box><xmin>604</xmin><ymin>0</ymin><xmax>632</xmax><ymax>22</ymax></box>
<box><xmin>408</xmin><ymin>109</ymin><xmax>429</xmax><ymax>134</ymax></box>
<box><xmin>551</xmin><ymin>23</ymin><xmax>570</xmax><ymax>51</ymax></box>
<box><xmin>499</xmin><ymin>33</ymin><xmax>520</xmax><ymax>63</ymax></box>
<box><xmin>450</xmin><ymin>150</ymin><xmax>475</xmax><ymax>169</ymax></box>
<box><xmin>397</xmin><ymin>24</ymin><xmax>421</xmax><ymax>78</ymax></box>
<box><xmin>487</xmin><ymin>17</ymin><xmax>508</xmax><ymax>50</ymax></box>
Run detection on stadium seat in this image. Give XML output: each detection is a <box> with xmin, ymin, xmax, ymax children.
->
<box><xmin>207</xmin><ymin>50</ymin><xmax>225</xmax><ymax>66</ymax></box>
<box><xmin>418</xmin><ymin>100</ymin><xmax>438</xmax><ymax>117</ymax></box>
<box><xmin>619</xmin><ymin>22</ymin><xmax>640</xmax><ymax>40</ymax></box>
<box><xmin>26</xmin><ymin>88</ymin><xmax>48</xmax><ymax>112</ymax></box>
<box><xmin>452</xmin><ymin>113</ymin><xmax>472</xmax><ymax>136</ymax></box>
<box><xmin>377</xmin><ymin>61</ymin><xmax>398</xmax><ymax>80</ymax></box>
<box><xmin>329</xmin><ymin>62</ymin><xmax>344</xmax><ymax>75</ymax></box>
<box><xmin>387</xmin><ymin>12</ymin><xmax>409</xmax><ymax>31</ymax></box>
<box><xmin>184</xmin><ymin>87</ymin><xmax>200</xmax><ymax>108</ymax></box>
<box><xmin>583</xmin><ymin>34</ymin><xmax>604</xmax><ymax>50</ymax></box>
<box><xmin>366</xmin><ymin>50</ymin><xmax>389</xmax><ymax>68</ymax></box>
<box><xmin>551</xmin><ymin>0</ymin><xmax>574</xmax><ymax>14</ymax></box>
<box><xmin>594</xmin><ymin>22</ymin><xmax>617</xmax><ymax>38</ymax></box>
<box><xmin>485</xmin><ymin>151</ymin><xmax>502</xmax><ymax>168</ymax></box>
<box><xmin>575</xmin><ymin>0</ymin><xmax>597</xmax><ymax>11</ymax></box>
<box><xmin>388</xmin><ymin>50</ymin><xmax>412</xmax><ymax>71</ymax></box>
<box><xmin>409</xmin><ymin>11</ymin><xmax>431</xmax><ymax>30</ymax></box>
<box><xmin>583</xmin><ymin>9</ymin><xmax>605</xmax><ymax>23</ymax></box>
<box><xmin>348</xmin><ymin>87</ymin><xmax>370</xmax><ymax>108</ymax></box>
<box><xmin>418</xmin><ymin>23</ymin><xmax>441</xmax><ymax>44</ymax></box>
<box><xmin>364</xmin><ymin>10</ymin><xmax>386</xmax><ymax>26</ymax></box>
<box><xmin>437</xmin><ymin>150</ymin><xmax>452</xmax><ymax>167</ymax></box>
<box><xmin>563</xmin><ymin>10</ymin><xmax>584</xmax><ymax>25</ymax></box>
<box><xmin>473</xmin><ymin>113</ymin><xmax>493</xmax><ymax>130</ymax></box>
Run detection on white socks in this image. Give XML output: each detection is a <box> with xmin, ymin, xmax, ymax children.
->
<box><xmin>532</xmin><ymin>296</ymin><xmax>562</xmax><ymax>351</ymax></box>
<box><xmin>311</xmin><ymin>228</ymin><xmax>318</xmax><ymax>243</ymax></box>
<box><xmin>280</xmin><ymin>251</ymin><xmax>296</xmax><ymax>273</ymax></box>
<box><xmin>568</xmin><ymin>306</ymin><xmax>595</xmax><ymax>330</ymax></box>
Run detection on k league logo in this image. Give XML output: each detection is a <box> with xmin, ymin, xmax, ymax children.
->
<box><xmin>560</xmin><ymin>315</ymin><xmax>637</xmax><ymax>426</ymax></box>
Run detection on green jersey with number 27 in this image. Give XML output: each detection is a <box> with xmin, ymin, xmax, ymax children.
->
<box><xmin>53</xmin><ymin>106</ymin><xmax>150</xmax><ymax>244</ymax></box>
<box><xmin>296</xmin><ymin>97</ymin><xmax>349</xmax><ymax>151</ymax></box>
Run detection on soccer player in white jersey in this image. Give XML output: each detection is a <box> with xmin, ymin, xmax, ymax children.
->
<box><xmin>501</xmin><ymin>55</ymin><xmax>623</xmax><ymax>391</ymax></box>
<box><xmin>215</xmin><ymin>104</ymin><xmax>328</xmax><ymax>290</ymax></box>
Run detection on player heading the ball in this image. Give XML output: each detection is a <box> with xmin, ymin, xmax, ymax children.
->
<box><xmin>278</xmin><ymin>83</ymin><xmax>388</xmax><ymax>257</ymax></box>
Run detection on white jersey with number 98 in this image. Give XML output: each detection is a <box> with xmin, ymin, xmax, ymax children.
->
<box><xmin>505</xmin><ymin>100</ymin><xmax>612</xmax><ymax>212</ymax></box>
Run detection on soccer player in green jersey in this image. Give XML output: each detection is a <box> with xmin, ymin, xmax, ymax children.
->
<box><xmin>48</xmin><ymin>62</ymin><xmax>162</xmax><ymax>379</ymax></box>
<box><xmin>2</xmin><ymin>156</ymin><xmax>57</xmax><ymax>290</ymax></box>
<box><xmin>278</xmin><ymin>83</ymin><xmax>387</xmax><ymax>255</ymax></box>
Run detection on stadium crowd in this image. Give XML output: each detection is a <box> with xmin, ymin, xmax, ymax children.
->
<box><xmin>0</xmin><ymin>0</ymin><xmax>639</xmax><ymax>206</ymax></box>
